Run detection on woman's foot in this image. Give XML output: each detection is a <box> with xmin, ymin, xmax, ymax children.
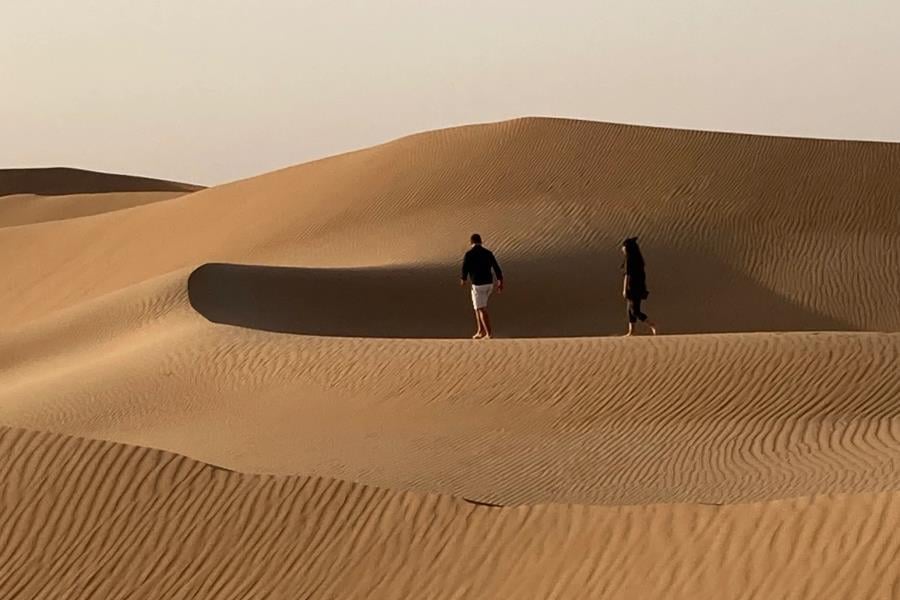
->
<box><xmin>648</xmin><ymin>322</ymin><xmax>658</xmax><ymax>335</ymax></box>
<box><xmin>472</xmin><ymin>332</ymin><xmax>485</xmax><ymax>339</ymax></box>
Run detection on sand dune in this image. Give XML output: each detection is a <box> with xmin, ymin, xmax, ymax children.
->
<box><xmin>0</xmin><ymin>191</ymin><xmax>194</xmax><ymax>227</ymax></box>
<box><xmin>0</xmin><ymin>168</ymin><xmax>202</xmax><ymax>227</ymax></box>
<box><xmin>2</xmin><ymin>295</ymin><xmax>900</xmax><ymax>505</ymax></box>
<box><xmin>1</xmin><ymin>119</ymin><xmax>898</xmax><ymax>331</ymax></box>
<box><xmin>0</xmin><ymin>167</ymin><xmax>201</xmax><ymax>197</ymax></box>
<box><xmin>2</xmin><ymin>118</ymin><xmax>900</xmax><ymax>597</ymax></box>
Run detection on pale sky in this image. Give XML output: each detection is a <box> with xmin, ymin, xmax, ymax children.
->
<box><xmin>3</xmin><ymin>1</ymin><xmax>899</xmax><ymax>185</ymax></box>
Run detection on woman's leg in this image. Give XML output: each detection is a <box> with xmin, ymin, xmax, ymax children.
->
<box><xmin>626</xmin><ymin>300</ymin><xmax>638</xmax><ymax>336</ymax></box>
<box><xmin>627</xmin><ymin>299</ymin><xmax>657</xmax><ymax>335</ymax></box>
<box><xmin>634</xmin><ymin>299</ymin><xmax>658</xmax><ymax>335</ymax></box>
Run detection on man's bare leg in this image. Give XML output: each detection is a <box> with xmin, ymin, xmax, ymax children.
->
<box><xmin>473</xmin><ymin>311</ymin><xmax>485</xmax><ymax>339</ymax></box>
<box><xmin>478</xmin><ymin>308</ymin><xmax>493</xmax><ymax>338</ymax></box>
<box><xmin>624</xmin><ymin>321</ymin><xmax>635</xmax><ymax>337</ymax></box>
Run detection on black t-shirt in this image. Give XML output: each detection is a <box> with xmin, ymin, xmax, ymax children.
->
<box><xmin>461</xmin><ymin>245</ymin><xmax>503</xmax><ymax>286</ymax></box>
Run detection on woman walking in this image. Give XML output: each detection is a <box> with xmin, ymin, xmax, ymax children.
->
<box><xmin>621</xmin><ymin>237</ymin><xmax>658</xmax><ymax>336</ymax></box>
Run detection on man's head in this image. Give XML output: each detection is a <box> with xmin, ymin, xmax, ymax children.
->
<box><xmin>470</xmin><ymin>233</ymin><xmax>482</xmax><ymax>245</ymax></box>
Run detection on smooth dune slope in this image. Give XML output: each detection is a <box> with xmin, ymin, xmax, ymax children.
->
<box><xmin>2</xmin><ymin>426</ymin><xmax>899</xmax><ymax>600</ymax></box>
<box><xmin>0</xmin><ymin>168</ymin><xmax>202</xmax><ymax>226</ymax></box>
<box><xmin>2</xmin><ymin>119</ymin><xmax>900</xmax><ymax>598</ymax></box>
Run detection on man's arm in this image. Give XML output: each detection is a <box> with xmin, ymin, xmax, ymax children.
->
<box><xmin>491</xmin><ymin>253</ymin><xmax>504</xmax><ymax>291</ymax></box>
<box><xmin>460</xmin><ymin>254</ymin><xmax>470</xmax><ymax>286</ymax></box>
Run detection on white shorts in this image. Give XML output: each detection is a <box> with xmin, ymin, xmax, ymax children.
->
<box><xmin>471</xmin><ymin>283</ymin><xmax>493</xmax><ymax>310</ymax></box>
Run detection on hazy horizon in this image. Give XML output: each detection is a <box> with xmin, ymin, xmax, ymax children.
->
<box><xmin>4</xmin><ymin>1</ymin><xmax>899</xmax><ymax>186</ymax></box>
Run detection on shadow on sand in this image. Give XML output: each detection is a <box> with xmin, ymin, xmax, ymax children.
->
<box><xmin>0</xmin><ymin>168</ymin><xmax>201</xmax><ymax>197</ymax></box>
<box><xmin>188</xmin><ymin>251</ymin><xmax>852</xmax><ymax>338</ymax></box>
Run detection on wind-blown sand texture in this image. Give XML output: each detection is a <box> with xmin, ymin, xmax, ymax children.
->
<box><xmin>1</xmin><ymin>118</ymin><xmax>899</xmax><ymax>598</ymax></box>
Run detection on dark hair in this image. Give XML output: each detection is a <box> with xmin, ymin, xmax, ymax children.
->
<box><xmin>622</xmin><ymin>237</ymin><xmax>645</xmax><ymax>270</ymax></box>
<box><xmin>470</xmin><ymin>233</ymin><xmax>482</xmax><ymax>244</ymax></box>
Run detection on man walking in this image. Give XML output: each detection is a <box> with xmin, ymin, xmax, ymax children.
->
<box><xmin>460</xmin><ymin>233</ymin><xmax>503</xmax><ymax>339</ymax></box>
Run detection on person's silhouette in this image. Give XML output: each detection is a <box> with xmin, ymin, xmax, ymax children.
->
<box><xmin>460</xmin><ymin>233</ymin><xmax>504</xmax><ymax>339</ymax></box>
<box><xmin>621</xmin><ymin>237</ymin><xmax>658</xmax><ymax>336</ymax></box>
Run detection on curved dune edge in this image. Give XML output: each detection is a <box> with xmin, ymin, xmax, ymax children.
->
<box><xmin>187</xmin><ymin>261</ymin><xmax>851</xmax><ymax>337</ymax></box>
<box><xmin>2</xmin><ymin>426</ymin><xmax>899</xmax><ymax>599</ymax></box>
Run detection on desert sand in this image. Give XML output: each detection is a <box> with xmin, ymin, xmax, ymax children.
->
<box><xmin>1</xmin><ymin>118</ymin><xmax>899</xmax><ymax>598</ymax></box>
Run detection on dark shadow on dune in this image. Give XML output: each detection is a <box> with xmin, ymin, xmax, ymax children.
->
<box><xmin>0</xmin><ymin>168</ymin><xmax>202</xmax><ymax>197</ymax></box>
<box><xmin>188</xmin><ymin>251</ymin><xmax>853</xmax><ymax>338</ymax></box>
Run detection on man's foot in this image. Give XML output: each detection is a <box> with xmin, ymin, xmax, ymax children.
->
<box><xmin>472</xmin><ymin>332</ymin><xmax>485</xmax><ymax>339</ymax></box>
<box><xmin>648</xmin><ymin>323</ymin><xmax>658</xmax><ymax>335</ymax></box>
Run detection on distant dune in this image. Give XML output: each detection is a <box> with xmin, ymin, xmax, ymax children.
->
<box><xmin>0</xmin><ymin>167</ymin><xmax>201</xmax><ymax>197</ymax></box>
<box><xmin>0</xmin><ymin>168</ymin><xmax>203</xmax><ymax>227</ymax></box>
<box><xmin>1</xmin><ymin>118</ymin><xmax>899</xmax><ymax>598</ymax></box>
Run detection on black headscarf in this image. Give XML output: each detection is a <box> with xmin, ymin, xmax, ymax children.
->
<box><xmin>622</xmin><ymin>237</ymin><xmax>645</xmax><ymax>274</ymax></box>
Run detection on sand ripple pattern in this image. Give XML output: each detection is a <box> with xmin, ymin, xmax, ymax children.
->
<box><xmin>2</xmin><ymin>291</ymin><xmax>900</xmax><ymax>506</ymax></box>
<box><xmin>1</xmin><ymin>427</ymin><xmax>899</xmax><ymax>600</ymax></box>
